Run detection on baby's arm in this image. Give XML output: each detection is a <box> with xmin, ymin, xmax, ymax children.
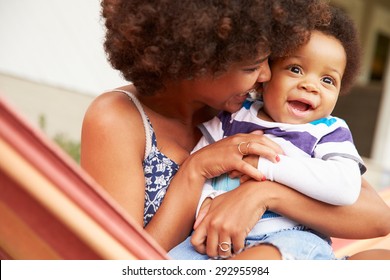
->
<box><xmin>196</xmin><ymin>180</ymin><xmax>225</xmax><ymax>218</ymax></box>
<box><xmin>258</xmin><ymin>155</ymin><xmax>362</xmax><ymax>205</ymax></box>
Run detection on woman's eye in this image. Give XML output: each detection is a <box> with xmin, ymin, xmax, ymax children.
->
<box><xmin>243</xmin><ymin>67</ymin><xmax>260</xmax><ymax>73</ymax></box>
<box><xmin>289</xmin><ymin>66</ymin><xmax>301</xmax><ymax>74</ymax></box>
<box><xmin>322</xmin><ymin>76</ymin><xmax>335</xmax><ymax>85</ymax></box>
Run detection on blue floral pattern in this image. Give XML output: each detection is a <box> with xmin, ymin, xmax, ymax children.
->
<box><xmin>143</xmin><ymin>119</ymin><xmax>179</xmax><ymax>226</ymax></box>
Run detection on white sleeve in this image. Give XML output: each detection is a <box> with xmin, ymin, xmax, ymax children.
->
<box><xmin>257</xmin><ymin>155</ymin><xmax>361</xmax><ymax>205</ymax></box>
<box><xmin>195</xmin><ymin>180</ymin><xmax>224</xmax><ymax>217</ymax></box>
<box><xmin>193</xmin><ymin>116</ymin><xmax>226</xmax><ymax>217</ymax></box>
<box><xmin>192</xmin><ymin>136</ymin><xmax>210</xmax><ymax>154</ymax></box>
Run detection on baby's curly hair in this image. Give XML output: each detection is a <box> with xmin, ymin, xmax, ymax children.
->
<box><xmin>101</xmin><ymin>0</ymin><xmax>331</xmax><ymax>95</ymax></box>
<box><xmin>316</xmin><ymin>6</ymin><xmax>361</xmax><ymax>94</ymax></box>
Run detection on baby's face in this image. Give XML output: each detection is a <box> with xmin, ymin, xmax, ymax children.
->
<box><xmin>261</xmin><ymin>30</ymin><xmax>346</xmax><ymax>124</ymax></box>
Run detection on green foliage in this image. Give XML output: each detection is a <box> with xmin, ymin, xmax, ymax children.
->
<box><xmin>38</xmin><ymin>114</ymin><xmax>47</xmax><ymax>132</ymax></box>
<box><xmin>53</xmin><ymin>133</ymin><xmax>81</xmax><ymax>163</ymax></box>
<box><xmin>38</xmin><ymin>114</ymin><xmax>81</xmax><ymax>163</ymax></box>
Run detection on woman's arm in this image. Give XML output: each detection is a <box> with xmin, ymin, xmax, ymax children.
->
<box><xmin>268</xmin><ymin>177</ymin><xmax>390</xmax><ymax>238</ymax></box>
<box><xmin>191</xmin><ymin>177</ymin><xmax>390</xmax><ymax>257</ymax></box>
<box><xmin>81</xmin><ymin>92</ymin><xmax>205</xmax><ymax>251</ymax></box>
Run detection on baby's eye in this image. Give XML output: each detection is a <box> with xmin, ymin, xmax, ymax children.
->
<box><xmin>322</xmin><ymin>76</ymin><xmax>335</xmax><ymax>85</ymax></box>
<box><xmin>288</xmin><ymin>66</ymin><xmax>302</xmax><ymax>74</ymax></box>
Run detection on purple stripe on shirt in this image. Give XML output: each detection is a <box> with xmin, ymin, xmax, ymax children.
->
<box><xmin>317</xmin><ymin>126</ymin><xmax>353</xmax><ymax>145</ymax></box>
<box><xmin>218</xmin><ymin>111</ymin><xmax>352</xmax><ymax>156</ymax></box>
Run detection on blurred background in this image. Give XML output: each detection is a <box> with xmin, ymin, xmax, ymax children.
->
<box><xmin>1</xmin><ymin>0</ymin><xmax>390</xmax><ymax>190</ymax></box>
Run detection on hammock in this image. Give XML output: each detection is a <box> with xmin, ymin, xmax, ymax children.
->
<box><xmin>0</xmin><ymin>95</ymin><xmax>168</xmax><ymax>260</ymax></box>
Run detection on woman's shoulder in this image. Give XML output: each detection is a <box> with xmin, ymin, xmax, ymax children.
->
<box><xmin>81</xmin><ymin>87</ymin><xmax>147</xmax><ymax>164</ymax></box>
<box><xmin>82</xmin><ymin>87</ymin><xmax>147</xmax><ymax>142</ymax></box>
<box><xmin>85</xmin><ymin>87</ymin><xmax>141</xmax><ymax>123</ymax></box>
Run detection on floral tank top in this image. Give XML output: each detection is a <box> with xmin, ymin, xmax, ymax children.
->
<box><xmin>143</xmin><ymin>120</ymin><xmax>179</xmax><ymax>225</ymax></box>
<box><xmin>117</xmin><ymin>90</ymin><xmax>180</xmax><ymax>226</ymax></box>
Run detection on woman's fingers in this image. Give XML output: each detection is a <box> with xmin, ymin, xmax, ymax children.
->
<box><xmin>240</xmin><ymin>174</ymin><xmax>253</xmax><ymax>183</ymax></box>
<box><xmin>228</xmin><ymin>170</ymin><xmax>243</xmax><ymax>178</ymax></box>
<box><xmin>229</xmin><ymin>155</ymin><xmax>266</xmax><ymax>182</ymax></box>
<box><xmin>242</xmin><ymin>140</ymin><xmax>281</xmax><ymax>163</ymax></box>
<box><xmin>204</xmin><ymin>222</ymin><xmax>235</xmax><ymax>258</ymax></box>
<box><xmin>234</xmin><ymin>159</ymin><xmax>265</xmax><ymax>182</ymax></box>
<box><xmin>191</xmin><ymin>132</ymin><xmax>282</xmax><ymax>181</ymax></box>
<box><xmin>191</xmin><ymin>182</ymin><xmax>266</xmax><ymax>258</ymax></box>
<box><xmin>215</xmin><ymin>236</ymin><xmax>233</xmax><ymax>259</ymax></box>
<box><xmin>231</xmin><ymin>232</ymin><xmax>246</xmax><ymax>254</ymax></box>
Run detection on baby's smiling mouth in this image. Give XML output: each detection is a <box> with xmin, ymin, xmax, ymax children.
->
<box><xmin>288</xmin><ymin>100</ymin><xmax>314</xmax><ymax>112</ymax></box>
<box><xmin>286</xmin><ymin>99</ymin><xmax>317</xmax><ymax>119</ymax></box>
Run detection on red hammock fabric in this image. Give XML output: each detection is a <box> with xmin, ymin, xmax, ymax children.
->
<box><xmin>0</xmin><ymin>95</ymin><xmax>168</xmax><ymax>260</ymax></box>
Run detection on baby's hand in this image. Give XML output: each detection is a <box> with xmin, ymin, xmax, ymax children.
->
<box><xmin>229</xmin><ymin>155</ymin><xmax>267</xmax><ymax>182</ymax></box>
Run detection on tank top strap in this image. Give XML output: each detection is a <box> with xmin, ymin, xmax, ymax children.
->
<box><xmin>112</xmin><ymin>89</ymin><xmax>152</xmax><ymax>160</ymax></box>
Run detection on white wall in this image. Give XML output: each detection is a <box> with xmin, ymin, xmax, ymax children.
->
<box><xmin>0</xmin><ymin>0</ymin><xmax>125</xmax><ymax>95</ymax></box>
<box><xmin>0</xmin><ymin>74</ymin><xmax>94</xmax><ymax>141</ymax></box>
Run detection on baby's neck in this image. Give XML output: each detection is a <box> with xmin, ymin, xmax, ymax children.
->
<box><xmin>257</xmin><ymin>108</ymin><xmax>275</xmax><ymax>122</ymax></box>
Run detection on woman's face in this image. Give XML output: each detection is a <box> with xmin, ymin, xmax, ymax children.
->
<box><xmin>192</xmin><ymin>54</ymin><xmax>271</xmax><ymax>113</ymax></box>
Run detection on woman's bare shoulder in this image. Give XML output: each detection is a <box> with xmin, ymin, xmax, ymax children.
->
<box><xmin>81</xmin><ymin>88</ymin><xmax>146</xmax><ymax>164</ymax></box>
<box><xmin>83</xmin><ymin>88</ymin><xmax>143</xmax><ymax>130</ymax></box>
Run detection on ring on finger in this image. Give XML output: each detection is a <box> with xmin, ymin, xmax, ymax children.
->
<box><xmin>218</xmin><ymin>242</ymin><xmax>232</xmax><ymax>252</ymax></box>
<box><xmin>238</xmin><ymin>141</ymin><xmax>251</xmax><ymax>156</ymax></box>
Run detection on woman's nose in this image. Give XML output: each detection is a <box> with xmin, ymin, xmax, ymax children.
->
<box><xmin>257</xmin><ymin>62</ymin><xmax>271</xmax><ymax>83</ymax></box>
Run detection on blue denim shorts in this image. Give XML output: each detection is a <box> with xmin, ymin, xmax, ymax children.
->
<box><xmin>169</xmin><ymin>226</ymin><xmax>337</xmax><ymax>260</ymax></box>
<box><xmin>242</xmin><ymin>225</ymin><xmax>336</xmax><ymax>260</ymax></box>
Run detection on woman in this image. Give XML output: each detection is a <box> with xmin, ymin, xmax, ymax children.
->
<box><xmin>81</xmin><ymin>0</ymin><xmax>390</xmax><ymax>259</ymax></box>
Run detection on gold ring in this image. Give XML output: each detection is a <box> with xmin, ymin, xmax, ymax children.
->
<box><xmin>218</xmin><ymin>242</ymin><xmax>231</xmax><ymax>252</ymax></box>
<box><xmin>238</xmin><ymin>141</ymin><xmax>250</xmax><ymax>156</ymax></box>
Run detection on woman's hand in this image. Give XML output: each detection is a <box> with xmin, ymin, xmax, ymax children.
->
<box><xmin>188</xmin><ymin>132</ymin><xmax>282</xmax><ymax>182</ymax></box>
<box><xmin>191</xmin><ymin>180</ymin><xmax>269</xmax><ymax>258</ymax></box>
<box><xmin>188</xmin><ymin>133</ymin><xmax>282</xmax><ymax>258</ymax></box>
<box><xmin>229</xmin><ymin>154</ymin><xmax>268</xmax><ymax>183</ymax></box>
<box><xmin>190</xmin><ymin>177</ymin><xmax>390</xmax><ymax>258</ymax></box>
